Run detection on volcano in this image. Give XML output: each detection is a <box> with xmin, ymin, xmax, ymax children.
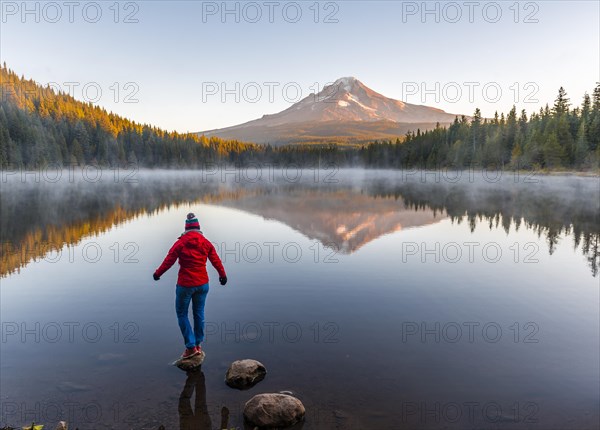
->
<box><xmin>199</xmin><ymin>77</ymin><xmax>462</xmax><ymax>144</ymax></box>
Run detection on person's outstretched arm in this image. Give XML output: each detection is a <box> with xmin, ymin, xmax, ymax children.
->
<box><xmin>207</xmin><ymin>242</ymin><xmax>227</xmax><ymax>285</ymax></box>
<box><xmin>154</xmin><ymin>240</ymin><xmax>183</xmax><ymax>280</ymax></box>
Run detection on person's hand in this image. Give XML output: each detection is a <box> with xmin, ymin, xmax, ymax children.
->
<box><xmin>153</xmin><ymin>272</ymin><xmax>160</xmax><ymax>281</ymax></box>
<box><xmin>219</xmin><ymin>276</ymin><xmax>227</xmax><ymax>286</ymax></box>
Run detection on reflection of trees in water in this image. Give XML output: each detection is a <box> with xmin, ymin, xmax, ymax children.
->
<box><xmin>1</xmin><ymin>174</ymin><xmax>598</xmax><ymax>277</ymax></box>
<box><xmin>365</xmin><ymin>180</ymin><xmax>600</xmax><ymax>277</ymax></box>
<box><xmin>0</xmin><ymin>178</ymin><xmax>259</xmax><ymax>276</ymax></box>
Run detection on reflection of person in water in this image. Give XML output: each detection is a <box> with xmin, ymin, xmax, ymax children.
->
<box><xmin>179</xmin><ymin>370</ymin><xmax>212</xmax><ymax>430</ymax></box>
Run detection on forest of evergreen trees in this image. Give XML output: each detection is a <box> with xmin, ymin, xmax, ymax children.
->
<box><xmin>362</xmin><ymin>85</ymin><xmax>600</xmax><ymax>170</ymax></box>
<box><xmin>0</xmin><ymin>65</ymin><xmax>261</xmax><ymax>168</ymax></box>
<box><xmin>1</xmin><ymin>64</ymin><xmax>599</xmax><ymax>170</ymax></box>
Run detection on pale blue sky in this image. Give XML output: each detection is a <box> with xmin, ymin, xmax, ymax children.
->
<box><xmin>1</xmin><ymin>1</ymin><xmax>598</xmax><ymax>132</ymax></box>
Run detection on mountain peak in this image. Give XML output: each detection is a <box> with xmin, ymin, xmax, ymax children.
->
<box><xmin>332</xmin><ymin>76</ymin><xmax>360</xmax><ymax>91</ymax></box>
<box><xmin>334</xmin><ymin>76</ymin><xmax>358</xmax><ymax>82</ymax></box>
<box><xmin>200</xmin><ymin>77</ymin><xmax>462</xmax><ymax>144</ymax></box>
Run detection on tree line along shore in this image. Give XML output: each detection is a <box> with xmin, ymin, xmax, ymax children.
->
<box><xmin>1</xmin><ymin>65</ymin><xmax>599</xmax><ymax>171</ymax></box>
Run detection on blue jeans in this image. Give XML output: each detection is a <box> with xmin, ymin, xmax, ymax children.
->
<box><xmin>175</xmin><ymin>283</ymin><xmax>209</xmax><ymax>349</ymax></box>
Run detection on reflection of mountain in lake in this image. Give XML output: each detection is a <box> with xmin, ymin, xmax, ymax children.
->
<box><xmin>1</xmin><ymin>171</ymin><xmax>598</xmax><ymax>276</ymax></box>
<box><xmin>216</xmin><ymin>190</ymin><xmax>445</xmax><ymax>253</ymax></box>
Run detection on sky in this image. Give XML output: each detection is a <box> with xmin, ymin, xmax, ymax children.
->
<box><xmin>1</xmin><ymin>0</ymin><xmax>599</xmax><ymax>132</ymax></box>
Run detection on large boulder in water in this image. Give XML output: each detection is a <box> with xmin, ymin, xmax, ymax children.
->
<box><xmin>243</xmin><ymin>393</ymin><xmax>305</xmax><ymax>428</ymax></box>
<box><xmin>174</xmin><ymin>350</ymin><xmax>205</xmax><ymax>371</ymax></box>
<box><xmin>225</xmin><ymin>359</ymin><xmax>266</xmax><ymax>389</ymax></box>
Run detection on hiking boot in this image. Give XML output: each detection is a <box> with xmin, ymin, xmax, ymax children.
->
<box><xmin>181</xmin><ymin>347</ymin><xmax>199</xmax><ymax>359</ymax></box>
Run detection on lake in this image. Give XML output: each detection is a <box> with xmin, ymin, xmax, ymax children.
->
<box><xmin>1</xmin><ymin>168</ymin><xmax>599</xmax><ymax>430</ymax></box>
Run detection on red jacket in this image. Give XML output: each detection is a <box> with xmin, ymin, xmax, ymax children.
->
<box><xmin>155</xmin><ymin>231</ymin><xmax>226</xmax><ymax>287</ymax></box>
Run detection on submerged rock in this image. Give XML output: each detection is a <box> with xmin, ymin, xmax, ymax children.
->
<box><xmin>225</xmin><ymin>359</ymin><xmax>266</xmax><ymax>390</ymax></box>
<box><xmin>244</xmin><ymin>393</ymin><xmax>305</xmax><ymax>429</ymax></box>
<box><xmin>174</xmin><ymin>350</ymin><xmax>205</xmax><ymax>371</ymax></box>
<box><xmin>57</xmin><ymin>381</ymin><xmax>91</xmax><ymax>392</ymax></box>
<box><xmin>55</xmin><ymin>422</ymin><xmax>67</xmax><ymax>430</ymax></box>
<box><xmin>97</xmin><ymin>353</ymin><xmax>125</xmax><ymax>362</ymax></box>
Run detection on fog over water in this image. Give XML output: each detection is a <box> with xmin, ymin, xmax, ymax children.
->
<box><xmin>0</xmin><ymin>168</ymin><xmax>598</xmax><ymax>429</ymax></box>
<box><xmin>2</xmin><ymin>168</ymin><xmax>598</xmax><ymax>277</ymax></box>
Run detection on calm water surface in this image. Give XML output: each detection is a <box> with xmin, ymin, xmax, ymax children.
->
<box><xmin>1</xmin><ymin>169</ymin><xmax>599</xmax><ymax>429</ymax></box>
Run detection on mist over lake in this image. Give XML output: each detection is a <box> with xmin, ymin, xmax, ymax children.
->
<box><xmin>3</xmin><ymin>0</ymin><xmax>599</xmax><ymax>427</ymax></box>
<box><xmin>1</xmin><ymin>168</ymin><xmax>598</xmax><ymax>429</ymax></box>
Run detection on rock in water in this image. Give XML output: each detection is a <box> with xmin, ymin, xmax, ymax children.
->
<box><xmin>243</xmin><ymin>393</ymin><xmax>305</xmax><ymax>428</ymax></box>
<box><xmin>55</xmin><ymin>422</ymin><xmax>68</xmax><ymax>430</ymax></box>
<box><xmin>225</xmin><ymin>359</ymin><xmax>266</xmax><ymax>389</ymax></box>
<box><xmin>174</xmin><ymin>350</ymin><xmax>205</xmax><ymax>371</ymax></box>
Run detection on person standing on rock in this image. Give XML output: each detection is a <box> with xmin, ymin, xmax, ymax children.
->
<box><xmin>153</xmin><ymin>212</ymin><xmax>227</xmax><ymax>359</ymax></box>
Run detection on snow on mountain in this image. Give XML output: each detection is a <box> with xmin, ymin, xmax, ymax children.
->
<box><xmin>199</xmin><ymin>77</ymin><xmax>462</xmax><ymax>144</ymax></box>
